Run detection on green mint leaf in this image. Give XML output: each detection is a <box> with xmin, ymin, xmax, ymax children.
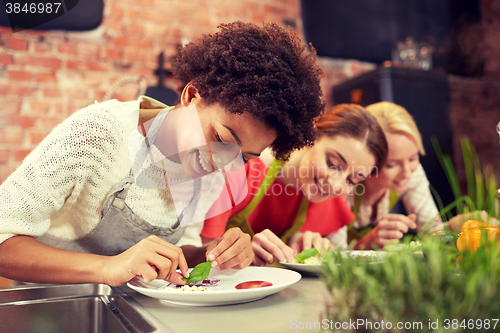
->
<box><xmin>295</xmin><ymin>248</ymin><xmax>319</xmax><ymax>262</ymax></box>
<box><xmin>182</xmin><ymin>261</ymin><xmax>212</xmax><ymax>284</ymax></box>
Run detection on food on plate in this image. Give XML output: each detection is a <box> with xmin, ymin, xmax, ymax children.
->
<box><xmin>295</xmin><ymin>248</ymin><xmax>322</xmax><ymax>264</ymax></box>
<box><xmin>163</xmin><ymin>279</ymin><xmax>221</xmax><ymax>292</ymax></box>
<box><xmin>182</xmin><ymin>261</ymin><xmax>212</xmax><ymax>284</ymax></box>
<box><xmin>235</xmin><ymin>281</ymin><xmax>273</xmax><ymax>289</ymax></box>
<box><xmin>164</xmin><ymin>285</ymin><xmax>211</xmax><ymax>292</ymax></box>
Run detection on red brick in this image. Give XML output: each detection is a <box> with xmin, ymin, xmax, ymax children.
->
<box><xmin>94</xmin><ymin>91</ymin><xmax>106</xmax><ymax>101</ymax></box>
<box><xmin>123</xmin><ymin>49</ymin><xmax>144</xmax><ymax>63</ymax></box>
<box><xmin>0</xmin><ymin>54</ymin><xmax>13</xmax><ymax>65</ymax></box>
<box><xmin>16</xmin><ymin>56</ymin><xmax>62</xmax><ymax>69</ymax></box>
<box><xmin>34</xmin><ymin>41</ymin><xmax>53</xmax><ymax>53</ymax></box>
<box><xmin>19</xmin><ymin>116</ymin><xmax>36</xmax><ymax>128</ymax></box>
<box><xmin>36</xmin><ymin>73</ymin><xmax>57</xmax><ymax>83</ymax></box>
<box><xmin>125</xmin><ymin>9</ymin><xmax>138</xmax><ymax>19</ymax></box>
<box><xmin>134</xmin><ymin>0</ymin><xmax>154</xmax><ymax>7</ymax></box>
<box><xmin>28</xmin><ymin>130</ymin><xmax>50</xmax><ymax>145</ymax></box>
<box><xmin>107</xmin><ymin>7</ymin><xmax>124</xmax><ymax>19</ymax></box>
<box><xmin>0</xmin><ymin>150</ymin><xmax>9</xmax><ymax>165</ymax></box>
<box><xmin>0</xmin><ymin>85</ymin><xmax>37</xmax><ymax>96</ymax></box>
<box><xmin>7</xmin><ymin>116</ymin><xmax>36</xmax><ymax>128</ymax></box>
<box><xmin>0</xmin><ymin>165</ymin><xmax>17</xmax><ymax>184</ymax></box>
<box><xmin>66</xmin><ymin>60</ymin><xmax>107</xmax><ymax>71</ymax></box>
<box><xmin>0</xmin><ymin>126</ymin><xmax>24</xmax><ymax>144</ymax></box>
<box><xmin>78</xmin><ymin>44</ymin><xmax>100</xmax><ymax>58</ymax></box>
<box><xmin>5</xmin><ymin>37</ymin><xmax>28</xmax><ymax>51</ymax></box>
<box><xmin>8</xmin><ymin>70</ymin><xmax>32</xmax><ymax>82</ymax></box>
<box><xmin>124</xmin><ymin>23</ymin><xmax>145</xmax><ymax>35</ymax></box>
<box><xmin>66</xmin><ymin>89</ymin><xmax>88</xmax><ymax>100</ymax></box>
<box><xmin>29</xmin><ymin>101</ymin><xmax>51</xmax><ymax>114</ymax></box>
<box><xmin>0</xmin><ymin>99</ymin><xmax>22</xmax><ymax>116</ymax></box>
<box><xmin>13</xmin><ymin>149</ymin><xmax>31</xmax><ymax>162</ymax></box>
<box><xmin>53</xmin><ymin>103</ymin><xmax>66</xmax><ymax>115</ymax></box>
<box><xmin>104</xmin><ymin>48</ymin><xmax>122</xmax><ymax>61</ymax></box>
<box><xmin>43</xmin><ymin>88</ymin><xmax>61</xmax><ymax>98</ymax></box>
<box><xmin>58</xmin><ymin>42</ymin><xmax>77</xmax><ymax>55</ymax></box>
<box><xmin>38</xmin><ymin>117</ymin><xmax>63</xmax><ymax>129</ymax></box>
<box><xmin>112</xmin><ymin>37</ymin><xmax>153</xmax><ymax>48</ymax></box>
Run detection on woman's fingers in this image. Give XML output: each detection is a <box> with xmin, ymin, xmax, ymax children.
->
<box><xmin>206</xmin><ymin>228</ymin><xmax>254</xmax><ymax>270</ymax></box>
<box><xmin>382</xmin><ymin>214</ymin><xmax>417</xmax><ymax>229</ymax></box>
<box><xmin>165</xmin><ymin>272</ymin><xmax>187</xmax><ymax>285</ymax></box>
<box><xmin>252</xmin><ymin>241</ymin><xmax>275</xmax><ymax>264</ymax></box>
<box><xmin>104</xmin><ymin>235</ymin><xmax>190</xmax><ymax>286</ymax></box>
<box><xmin>145</xmin><ymin>235</ymin><xmax>188</xmax><ymax>277</ymax></box>
<box><xmin>252</xmin><ymin>229</ymin><xmax>295</xmax><ymax>264</ymax></box>
<box><xmin>378</xmin><ymin>218</ymin><xmax>410</xmax><ymax>234</ymax></box>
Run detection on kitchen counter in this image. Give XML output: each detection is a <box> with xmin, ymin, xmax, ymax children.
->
<box><xmin>122</xmin><ymin>275</ymin><xmax>329</xmax><ymax>333</ymax></box>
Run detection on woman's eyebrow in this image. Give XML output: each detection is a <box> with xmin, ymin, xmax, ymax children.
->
<box><xmin>223</xmin><ymin>125</ymin><xmax>260</xmax><ymax>156</ymax></box>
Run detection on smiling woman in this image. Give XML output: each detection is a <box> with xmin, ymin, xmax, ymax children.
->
<box><xmin>343</xmin><ymin>101</ymin><xmax>443</xmax><ymax>250</ymax></box>
<box><xmin>202</xmin><ymin>104</ymin><xmax>388</xmax><ymax>265</ymax></box>
<box><xmin>0</xmin><ymin>21</ymin><xmax>324</xmax><ymax>287</ymax></box>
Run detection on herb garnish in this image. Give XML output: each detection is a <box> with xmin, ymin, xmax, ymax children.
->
<box><xmin>295</xmin><ymin>248</ymin><xmax>319</xmax><ymax>262</ymax></box>
<box><xmin>182</xmin><ymin>261</ymin><xmax>212</xmax><ymax>284</ymax></box>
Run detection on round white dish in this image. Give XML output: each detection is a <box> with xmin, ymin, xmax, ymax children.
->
<box><xmin>279</xmin><ymin>262</ymin><xmax>324</xmax><ymax>275</ymax></box>
<box><xmin>127</xmin><ymin>266</ymin><xmax>301</xmax><ymax>306</ymax></box>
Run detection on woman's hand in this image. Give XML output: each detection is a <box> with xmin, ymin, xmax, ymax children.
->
<box><xmin>448</xmin><ymin>210</ymin><xmax>500</xmax><ymax>233</ymax></box>
<box><xmin>251</xmin><ymin>229</ymin><xmax>296</xmax><ymax>266</ymax></box>
<box><xmin>103</xmin><ymin>235</ymin><xmax>189</xmax><ymax>287</ymax></box>
<box><xmin>205</xmin><ymin>227</ymin><xmax>254</xmax><ymax>271</ymax></box>
<box><xmin>288</xmin><ymin>231</ymin><xmax>331</xmax><ymax>254</ymax></box>
<box><xmin>355</xmin><ymin>213</ymin><xmax>417</xmax><ymax>250</ymax></box>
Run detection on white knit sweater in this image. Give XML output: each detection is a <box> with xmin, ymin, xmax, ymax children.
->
<box><xmin>0</xmin><ymin>96</ymin><xmax>224</xmax><ymax>248</ymax></box>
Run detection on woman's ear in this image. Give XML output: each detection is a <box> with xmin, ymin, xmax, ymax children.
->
<box><xmin>180</xmin><ymin>82</ymin><xmax>200</xmax><ymax>106</ymax></box>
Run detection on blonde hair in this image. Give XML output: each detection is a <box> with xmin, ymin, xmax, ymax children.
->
<box><xmin>366</xmin><ymin>101</ymin><xmax>425</xmax><ymax>155</ymax></box>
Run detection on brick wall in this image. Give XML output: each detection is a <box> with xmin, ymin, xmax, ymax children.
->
<box><xmin>0</xmin><ymin>0</ymin><xmax>499</xmax><ymax>187</ymax></box>
<box><xmin>0</xmin><ymin>0</ymin><xmax>310</xmax><ymax>183</ymax></box>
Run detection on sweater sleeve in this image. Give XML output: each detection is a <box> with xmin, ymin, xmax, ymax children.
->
<box><xmin>401</xmin><ymin>163</ymin><xmax>442</xmax><ymax>231</ymax></box>
<box><xmin>0</xmin><ymin>102</ymin><xmax>123</xmax><ymax>243</ymax></box>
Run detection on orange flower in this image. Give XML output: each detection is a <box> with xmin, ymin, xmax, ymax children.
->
<box><xmin>460</xmin><ymin>220</ymin><xmax>492</xmax><ymax>233</ymax></box>
<box><xmin>456</xmin><ymin>226</ymin><xmax>500</xmax><ymax>252</ymax></box>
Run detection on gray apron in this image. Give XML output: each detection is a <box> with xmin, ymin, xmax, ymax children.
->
<box><xmin>38</xmin><ymin>107</ymin><xmax>202</xmax><ymax>256</ymax></box>
<box><xmin>38</xmin><ymin>174</ymin><xmax>201</xmax><ymax>256</ymax></box>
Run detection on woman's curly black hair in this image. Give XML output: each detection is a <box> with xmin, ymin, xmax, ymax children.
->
<box><xmin>171</xmin><ymin>21</ymin><xmax>325</xmax><ymax>160</ymax></box>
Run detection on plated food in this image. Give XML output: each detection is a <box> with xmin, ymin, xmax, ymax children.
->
<box><xmin>127</xmin><ymin>267</ymin><xmax>301</xmax><ymax>306</ymax></box>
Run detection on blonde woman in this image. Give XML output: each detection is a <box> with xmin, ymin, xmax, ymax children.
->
<box><xmin>346</xmin><ymin>101</ymin><xmax>442</xmax><ymax>250</ymax></box>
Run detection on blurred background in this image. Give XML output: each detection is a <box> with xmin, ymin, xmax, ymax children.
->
<box><xmin>0</xmin><ymin>0</ymin><xmax>498</xmax><ymax>205</ymax></box>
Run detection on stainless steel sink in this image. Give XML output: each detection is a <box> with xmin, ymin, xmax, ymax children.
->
<box><xmin>0</xmin><ymin>283</ymin><xmax>172</xmax><ymax>333</ymax></box>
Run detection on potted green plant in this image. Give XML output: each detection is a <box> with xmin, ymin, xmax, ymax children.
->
<box><xmin>320</xmin><ymin>137</ymin><xmax>500</xmax><ymax>333</ymax></box>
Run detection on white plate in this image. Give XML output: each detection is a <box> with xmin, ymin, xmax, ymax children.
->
<box><xmin>127</xmin><ymin>266</ymin><xmax>301</xmax><ymax>306</ymax></box>
<box><xmin>280</xmin><ymin>262</ymin><xmax>324</xmax><ymax>275</ymax></box>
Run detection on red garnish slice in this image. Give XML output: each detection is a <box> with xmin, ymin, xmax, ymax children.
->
<box><xmin>235</xmin><ymin>281</ymin><xmax>273</xmax><ymax>290</ymax></box>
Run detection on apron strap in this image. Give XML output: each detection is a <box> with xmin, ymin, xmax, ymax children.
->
<box><xmin>279</xmin><ymin>194</ymin><xmax>308</xmax><ymax>244</ymax></box>
<box><xmin>225</xmin><ymin>159</ymin><xmax>285</xmax><ymax>237</ymax></box>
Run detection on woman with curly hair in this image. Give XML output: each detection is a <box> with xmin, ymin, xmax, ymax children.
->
<box><xmin>0</xmin><ymin>21</ymin><xmax>324</xmax><ymax>286</ymax></box>
<box><xmin>202</xmin><ymin>104</ymin><xmax>388</xmax><ymax>265</ymax></box>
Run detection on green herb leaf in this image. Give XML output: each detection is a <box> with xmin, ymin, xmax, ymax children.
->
<box><xmin>182</xmin><ymin>261</ymin><xmax>212</xmax><ymax>284</ymax></box>
<box><xmin>295</xmin><ymin>248</ymin><xmax>319</xmax><ymax>262</ymax></box>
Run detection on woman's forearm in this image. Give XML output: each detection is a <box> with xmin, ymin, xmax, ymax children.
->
<box><xmin>0</xmin><ymin>235</ymin><xmax>107</xmax><ymax>284</ymax></box>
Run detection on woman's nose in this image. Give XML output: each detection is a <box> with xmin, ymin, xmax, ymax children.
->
<box><xmin>402</xmin><ymin>162</ymin><xmax>412</xmax><ymax>179</ymax></box>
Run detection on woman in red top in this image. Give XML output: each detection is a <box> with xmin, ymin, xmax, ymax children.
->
<box><xmin>202</xmin><ymin>104</ymin><xmax>388</xmax><ymax>265</ymax></box>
